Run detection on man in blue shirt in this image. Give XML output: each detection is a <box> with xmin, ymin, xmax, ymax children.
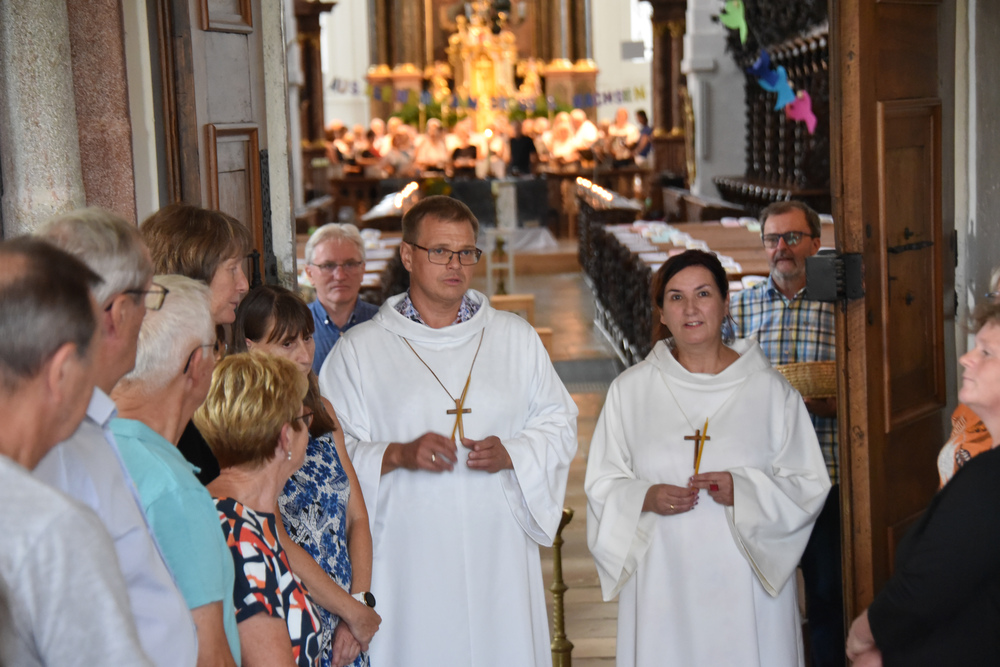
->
<box><xmin>304</xmin><ymin>223</ymin><xmax>379</xmax><ymax>374</ymax></box>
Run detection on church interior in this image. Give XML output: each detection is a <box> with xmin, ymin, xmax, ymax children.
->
<box><xmin>2</xmin><ymin>0</ymin><xmax>999</xmax><ymax>664</ymax></box>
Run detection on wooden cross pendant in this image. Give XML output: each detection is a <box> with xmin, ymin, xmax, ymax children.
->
<box><xmin>447</xmin><ymin>398</ymin><xmax>472</xmax><ymax>440</ymax></box>
<box><xmin>684</xmin><ymin>430</ymin><xmax>711</xmax><ymax>467</ymax></box>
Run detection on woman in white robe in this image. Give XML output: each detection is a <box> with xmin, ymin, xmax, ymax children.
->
<box><xmin>586</xmin><ymin>249</ymin><xmax>832</xmax><ymax>667</ymax></box>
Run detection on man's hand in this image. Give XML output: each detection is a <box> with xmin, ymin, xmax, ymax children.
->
<box><xmin>463</xmin><ymin>436</ymin><xmax>513</xmax><ymax>473</ymax></box>
<box><xmin>331</xmin><ymin>622</ymin><xmax>362</xmax><ymax>667</ymax></box>
<box><xmin>804</xmin><ymin>396</ymin><xmax>837</xmax><ymax>418</ymax></box>
<box><xmin>382</xmin><ymin>432</ymin><xmax>457</xmax><ymax>474</ymax></box>
<box><xmin>642</xmin><ymin>484</ymin><xmax>698</xmax><ymax>515</ymax></box>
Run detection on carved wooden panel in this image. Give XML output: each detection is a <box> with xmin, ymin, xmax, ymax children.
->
<box><xmin>200</xmin><ymin>0</ymin><xmax>252</xmax><ymax>33</ymax></box>
<box><xmin>877</xmin><ymin>99</ymin><xmax>944</xmax><ymax>431</ymax></box>
<box><xmin>206</xmin><ymin>123</ymin><xmax>264</xmax><ymax>256</ymax></box>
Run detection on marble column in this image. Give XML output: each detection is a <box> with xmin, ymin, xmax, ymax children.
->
<box><xmin>681</xmin><ymin>0</ymin><xmax>745</xmax><ymax>197</ymax></box>
<box><xmin>66</xmin><ymin>0</ymin><xmax>138</xmax><ymax>222</ymax></box>
<box><xmin>0</xmin><ymin>0</ymin><xmax>85</xmax><ymax>237</ymax></box>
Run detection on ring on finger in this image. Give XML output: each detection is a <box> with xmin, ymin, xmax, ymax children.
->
<box><xmin>431</xmin><ymin>453</ymin><xmax>437</xmax><ymax>463</ymax></box>
<box><xmin>670</xmin><ymin>504</ymin><xmax>674</xmax><ymax>510</ymax></box>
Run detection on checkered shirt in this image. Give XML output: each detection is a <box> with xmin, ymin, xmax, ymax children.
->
<box><xmin>730</xmin><ymin>276</ymin><xmax>838</xmax><ymax>483</ymax></box>
<box><xmin>395</xmin><ymin>291</ymin><xmax>480</xmax><ymax>326</ymax></box>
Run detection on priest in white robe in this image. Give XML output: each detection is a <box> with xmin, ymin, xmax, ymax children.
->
<box><xmin>586</xmin><ymin>249</ymin><xmax>831</xmax><ymax>667</ymax></box>
<box><xmin>320</xmin><ymin>196</ymin><xmax>578</xmax><ymax>667</ymax></box>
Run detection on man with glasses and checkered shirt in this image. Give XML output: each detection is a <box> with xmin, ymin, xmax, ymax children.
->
<box><xmin>729</xmin><ymin>199</ymin><xmax>843</xmax><ymax>667</ymax></box>
<box><xmin>319</xmin><ymin>195</ymin><xmax>578</xmax><ymax>667</ymax></box>
<box><xmin>304</xmin><ymin>223</ymin><xmax>379</xmax><ymax>374</ymax></box>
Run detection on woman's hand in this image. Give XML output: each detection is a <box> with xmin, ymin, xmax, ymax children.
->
<box><xmin>689</xmin><ymin>472</ymin><xmax>735</xmax><ymax>506</ymax></box>
<box><xmin>642</xmin><ymin>483</ymin><xmax>698</xmax><ymax>515</ymax></box>
<box><xmin>343</xmin><ymin>600</ymin><xmax>381</xmax><ymax>648</ymax></box>
<box><xmin>331</xmin><ymin>622</ymin><xmax>362</xmax><ymax>667</ymax></box>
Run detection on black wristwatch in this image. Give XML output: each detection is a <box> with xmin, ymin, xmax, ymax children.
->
<box><xmin>352</xmin><ymin>591</ymin><xmax>376</xmax><ymax>608</ymax></box>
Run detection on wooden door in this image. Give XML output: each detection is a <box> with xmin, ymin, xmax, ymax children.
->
<box><xmin>830</xmin><ymin>0</ymin><xmax>955</xmax><ymax>618</ymax></box>
<box><xmin>154</xmin><ymin>0</ymin><xmax>270</xmax><ymax>284</ymax></box>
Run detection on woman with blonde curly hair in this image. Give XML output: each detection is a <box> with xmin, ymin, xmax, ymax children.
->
<box><xmin>195</xmin><ymin>352</ymin><xmax>322</xmax><ymax>667</ymax></box>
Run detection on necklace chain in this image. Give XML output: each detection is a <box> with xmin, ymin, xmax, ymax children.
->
<box><xmin>400</xmin><ymin>329</ymin><xmax>486</xmax><ymax>405</ymax></box>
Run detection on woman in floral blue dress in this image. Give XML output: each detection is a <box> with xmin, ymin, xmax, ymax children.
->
<box><xmin>235</xmin><ymin>286</ymin><xmax>380</xmax><ymax>667</ymax></box>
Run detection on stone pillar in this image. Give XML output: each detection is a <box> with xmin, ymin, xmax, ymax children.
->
<box><xmin>681</xmin><ymin>0</ymin><xmax>745</xmax><ymax>197</ymax></box>
<box><xmin>295</xmin><ymin>0</ymin><xmax>336</xmax><ymax>145</ymax></box>
<box><xmin>66</xmin><ymin>0</ymin><xmax>137</xmax><ymax>222</ymax></box>
<box><xmin>647</xmin><ymin>0</ymin><xmax>687</xmax><ymax>176</ymax></box>
<box><xmin>0</xmin><ymin>0</ymin><xmax>85</xmax><ymax>237</ymax></box>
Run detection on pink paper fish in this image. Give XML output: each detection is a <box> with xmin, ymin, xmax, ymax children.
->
<box><xmin>784</xmin><ymin>90</ymin><xmax>817</xmax><ymax>134</ymax></box>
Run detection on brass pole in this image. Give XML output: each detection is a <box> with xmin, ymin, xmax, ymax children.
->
<box><xmin>550</xmin><ymin>507</ymin><xmax>574</xmax><ymax>667</ymax></box>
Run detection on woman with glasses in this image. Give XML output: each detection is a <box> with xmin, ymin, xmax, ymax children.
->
<box><xmin>196</xmin><ymin>352</ymin><xmax>323</xmax><ymax>667</ymax></box>
<box><xmin>233</xmin><ymin>286</ymin><xmax>378</xmax><ymax>667</ymax></box>
<box><xmin>141</xmin><ymin>203</ymin><xmax>253</xmax><ymax>484</ymax></box>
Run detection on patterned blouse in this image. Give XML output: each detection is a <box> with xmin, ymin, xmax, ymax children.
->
<box><xmin>279</xmin><ymin>434</ymin><xmax>368</xmax><ymax>667</ymax></box>
<box><xmin>215</xmin><ymin>498</ymin><xmax>322</xmax><ymax>667</ymax></box>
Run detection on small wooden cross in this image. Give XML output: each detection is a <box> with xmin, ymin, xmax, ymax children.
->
<box><xmin>447</xmin><ymin>399</ymin><xmax>472</xmax><ymax>440</ymax></box>
<box><xmin>684</xmin><ymin>430</ymin><xmax>711</xmax><ymax>468</ymax></box>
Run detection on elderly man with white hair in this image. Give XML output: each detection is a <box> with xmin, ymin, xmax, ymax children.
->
<box><xmin>0</xmin><ymin>237</ymin><xmax>153</xmax><ymax>667</ymax></box>
<box><xmin>111</xmin><ymin>275</ymin><xmax>241</xmax><ymax>667</ymax></box>
<box><xmin>33</xmin><ymin>208</ymin><xmax>198</xmax><ymax>667</ymax></box>
<box><xmin>304</xmin><ymin>223</ymin><xmax>378</xmax><ymax>374</ymax></box>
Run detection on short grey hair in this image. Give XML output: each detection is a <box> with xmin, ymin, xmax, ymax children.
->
<box><xmin>36</xmin><ymin>207</ymin><xmax>153</xmax><ymax>308</ymax></box>
<box><xmin>304</xmin><ymin>223</ymin><xmax>366</xmax><ymax>264</ymax></box>
<box><xmin>0</xmin><ymin>238</ymin><xmax>102</xmax><ymax>391</ymax></box>
<box><xmin>120</xmin><ymin>274</ymin><xmax>214</xmax><ymax>394</ymax></box>
<box><xmin>759</xmin><ymin>200</ymin><xmax>822</xmax><ymax>238</ymax></box>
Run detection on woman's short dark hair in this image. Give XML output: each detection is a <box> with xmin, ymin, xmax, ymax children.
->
<box><xmin>651</xmin><ymin>249</ymin><xmax>730</xmax><ymax>344</ymax></box>
<box><xmin>140</xmin><ymin>203</ymin><xmax>253</xmax><ymax>284</ymax></box>
<box><xmin>233</xmin><ymin>285</ymin><xmax>335</xmax><ymax>437</ymax></box>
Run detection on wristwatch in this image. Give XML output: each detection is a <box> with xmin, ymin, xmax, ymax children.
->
<box><xmin>352</xmin><ymin>591</ymin><xmax>376</xmax><ymax>608</ymax></box>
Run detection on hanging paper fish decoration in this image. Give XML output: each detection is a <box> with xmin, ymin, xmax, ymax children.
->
<box><xmin>756</xmin><ymin>65</ymin><xmax>796</xmax><ymax>110</ymax></box>
<box><xmin>719</xmin><ymin>0</ymin><xmax>748</xmax><ymax>45</ymax></box>
<box><xmin>785</xmin><ymin>90</ymin><xmax>818</xmax><ymax>134</ymax></box>
<box><xmin>746</xmin><ymin>50</ymin><xmax>779</xmax><ymax>87</ymax></box>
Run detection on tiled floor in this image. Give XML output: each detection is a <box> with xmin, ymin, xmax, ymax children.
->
<box><xmin>472</xmin><ymin>272</ymin><xmax>621</xmax><ymax>666</ymax></box>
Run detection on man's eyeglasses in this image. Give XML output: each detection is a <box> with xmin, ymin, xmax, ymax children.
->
<box><xmin>408</xmin><ymin>242</ymin><xmax>483</xmax><ymax>265</ymax></box>
<box><xmin>182</xmin><ymin>340</ymin><xmax>225</xmax><ymax>374</ymax></box>
<box><xmin>761</xmin><ymin>232</ymin><xmax>817</xmax><ymax>249</ymax></box>
<box><xmin>986</xmin><ymin>291</ymin><xmax>1000</xmax><ymax>302</ymax></box>
<box><xmin>293</xmin><ymin>411</ymin><xmax>314</xmax><ymax>428</ymax></box>
<box><xmin>110</xmin><ymin>284</ymin><xmax>169</xmax><ymax>312</ymax></box>
<box><xmin>309</xmin><ymin>260</ymin><xmax>364</xmax><ymax>274</ymax></box>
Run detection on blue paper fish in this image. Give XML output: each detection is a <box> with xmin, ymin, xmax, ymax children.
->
<box><xmin>757</xmin><ymin>65</ymin><xmax>796</xmax><ymax>110</ymax></box>
<box><xmin>746</xmin><ymin>50</ymin><xmax>779</xmax><ymax>87</ymax></box>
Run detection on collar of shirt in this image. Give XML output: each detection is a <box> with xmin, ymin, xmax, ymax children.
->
<box><xmin>87</xmin><ymin>387</ymin><xmax>118</xmax><ymax>429</ymax></box>
<box><xmin>764</xmin><ymin>275</ymin><xmax>808</xmax><ymax>303</ymax></box>
<box><xmin>394</xmin><ymin>291</ymin><xmax>480</xmax><ymax>326</ymax></box>
<box><xmin>316</xmin><ymin>299</ymin><xmax>360</xmax><ymax>328</ymax></box>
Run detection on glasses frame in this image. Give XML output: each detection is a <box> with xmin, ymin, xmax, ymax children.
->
<box><xmin>408</xmin><ymin>242</ymin><xmax>483</xmax><ymax>266</ymax></box>
<box><xmin>182</xmin><ymin>340</ymin><xmax>225</xmax><ymax>374</ymax></box>
<box><xmin>308</xmin><ymin>260</ymin><xmax>365</xmax><ymax>275</ymax></box>
<box><xmin>107</xmin><ymin>284</ymin><xmax>170</xmax><ymax>312</ymax></box>
<box><xmin>760</xmin><ymin>231</ymin><xmax>818</xmax><ymax>249</ymax></box>
<box><xmin>293</xmin><ymin>411</ymin><xmax>314</xmax><ymax>429</ymax></box>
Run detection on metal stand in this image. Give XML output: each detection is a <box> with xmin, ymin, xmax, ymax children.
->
<box><xmin>550</xmin><ymin>507</ymin><xmax>574</xmax><ymax>667</ymax></box>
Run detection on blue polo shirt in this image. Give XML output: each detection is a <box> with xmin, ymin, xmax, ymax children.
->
<box><xmin>112</xmin><ymin>418</ymin><xmax>242</xmax><ymax>664</ymax></box>
<box><xmin>309</xmin><ymin>298</ymin><xmax>379</xmax><ymax>374</ymax></box>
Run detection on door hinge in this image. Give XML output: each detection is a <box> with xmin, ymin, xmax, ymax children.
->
<box><xmin>805</xmin><ymin>250</ymin><xmax>864</xmax><ymax>303</ymax></box>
